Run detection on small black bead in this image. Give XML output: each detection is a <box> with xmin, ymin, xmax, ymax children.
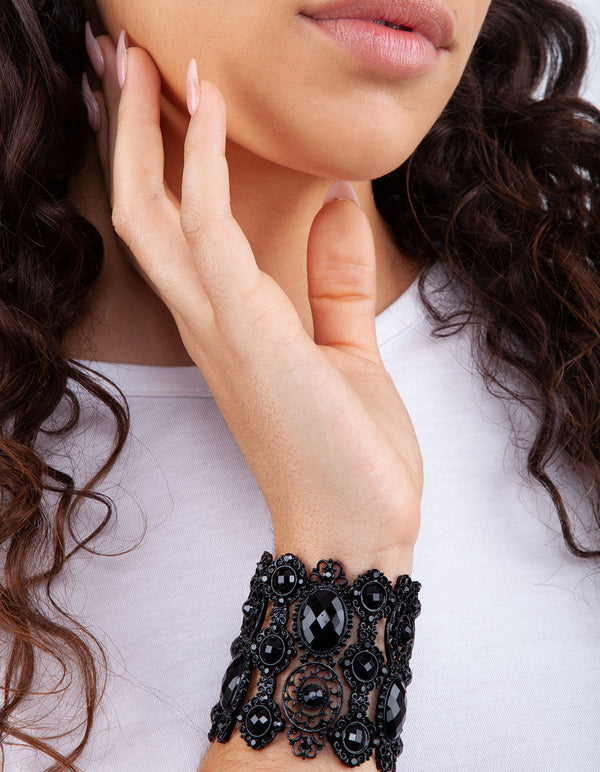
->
<box><xmin>360</xmin><ymin>581</ymin><xmax>386</xmax><ymax>612</ymax></box>
<box><xmin>259</xmin><ymin>634</ymin><xmax>286</xmax><ymax>667</ymax></box>
<box><xmin>245</xmin><ymin>705</ymin><xmax>273</xmax><ymax>738</ymax></box>
<box><xmin>342</xmin><ymin>721</ymin><xmax>370</xmax><ymax>754</ymax></box>
<box><xmin>271</xmin><ymin>565</ymin><xmax>298</xmax><ymax>596</ymax></box>
<box><xmin>301</xmin><ymin>682</ymin><xmax>326</xmax><ymax>709</ymax></box>
<box><xmin>352</xmin><ymin>650</ymin><xmax>379</xmax><ymax>683</ymax></box>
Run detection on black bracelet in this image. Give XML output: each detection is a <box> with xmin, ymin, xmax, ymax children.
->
<box><xmin>208</xmin><ymin>552</ymin><xmax>421</xmax><ymax>770</ymax></box>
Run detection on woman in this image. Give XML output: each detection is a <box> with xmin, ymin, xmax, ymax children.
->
<box><xmin>0</xmin><ymin>0</ymin><xmax>599</xmax><ymax>769</ymax></box>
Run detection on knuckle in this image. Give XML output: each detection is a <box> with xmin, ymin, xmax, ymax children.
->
<box><xmin>179</xmin><ymin>209</ymin><xmax>206</xmax><ymax>240</ymax></box>
<box><xmin>179</xmin><ymin>204</ymin><xmax>232</xmax><ymax>238</ymax></box>
<box><xmin>180</xmin><ymin>207</ymin><xmax>230</xmax><ymax>241</ymax></box>
<box><xmin>111</xmin><ymin>187</ymin><xmax>165</xmax><ymax>237</ymax></box>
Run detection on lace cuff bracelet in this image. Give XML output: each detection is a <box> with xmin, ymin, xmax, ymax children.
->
<box><xmin>208</xmin><ymin>552</ymin><xmax>421</xmax><ymax>770</ymax></box>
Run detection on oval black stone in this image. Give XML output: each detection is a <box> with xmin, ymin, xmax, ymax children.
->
<box><xmin>384</xmin><ymin>606</ymin><xmax>399</xmax><ymax>663</ymax></box>
<box><xmin>299</xmin><ymin>589</ymin><xmax>347</xmax><ymax>652</ymax></box>
<box><xmin>399</xmin><ymin>618</ymin><xmax>413</xmax><ymax>649</ymax></box>
<box><xmin>352</xmin><ymin>650</ymin><xmax>379</xmax><ymax>683</ymax></box>
<box><xmin>241</xmin><ymin>593</ymin><xmax>268</xmax><ymax>640</ymax></box>
<box><xmin>383</xmin><ymin>679</ymin><xmax>406</xmax><ymax>742</ymax></box>
<box><xmin>246</xmin><ymin>704</ymin><xmax>272</xmax><ymax>738</ymax></box>
<box><xmin>361</xmin><ymin>581</ymin><xmax>386</xmax><ymax>612</ymax></box>
<box><xmin>301</xmin><ymin>682</ymin><xmax>326</xmax><ymax>709</ymax></box>
<box><xmin>259</xmin><ymin>634</ymin><xmax>286</xmax><ymax>667</ymax></box>
<box><xmin>342</xmin><ymin>721</ymin><xmax>370</xmax><ymax>754</ymax></box>
<box><xmin>219</xmin><ymin>651</ymin><xmax>245</xmax><ymax>710</ymax></box>
<box><xmin>271</xmin><ymin>565</ymin><xmax>298</xmax><ymax>596</ymax></box>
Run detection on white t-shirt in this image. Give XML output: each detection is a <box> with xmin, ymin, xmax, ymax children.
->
<box><xmin>3</xmin><ymin>268</ymin><xmax>599</xmax><ymax>770</ymax></box>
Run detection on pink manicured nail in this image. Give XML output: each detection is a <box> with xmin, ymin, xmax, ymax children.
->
<box><xmin>84</xmin><ymin>21</ymin><xmax>105</xmax><ymax>79</ymax></box>
<box><xmin>323</xmin><ymin>180</ymin><xmax>361</xmax><ymax>207</ymax></box>
<box><xmin>116</xmin><ymin>29</ymin><xmax>129</xmax><ymax>89</ymax></box>
<box><xmin>81</xmin><ymin>72</ymin><xmax>101</xmax><ymax>132</ymax></box>
<box><xmin>186</xmin><ymin>59</ymin><xmax>201</xmax><ymax>116</ymax></box>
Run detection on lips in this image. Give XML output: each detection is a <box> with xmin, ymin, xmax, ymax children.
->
<box><xmin>300</xmin><ymin>0</ymin><xmax>456</xmax><ymax>50</ymax></box>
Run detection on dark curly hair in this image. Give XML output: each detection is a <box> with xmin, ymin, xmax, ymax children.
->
<box><xmin>1</xmin><ymin>0</ymin><xmax>599</xmax><ymax>768</ymax></box>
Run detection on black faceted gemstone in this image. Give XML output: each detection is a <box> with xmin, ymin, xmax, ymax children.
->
<box><xmin>342</xmin><ymin>721</ymin><xmax>370</xmax><ymax>754</ymax></box>
<box><xmin>383</xmin><ymin>679</ymin><xmax>407</xmax><ymax>742</ymax></box>
<box><xmin>301</xmin><ymin>682</ymin><xmax>326</xmax><ymax>709</ymax></box>
<box><xmin>219</xmin><ymin>651</ymin><xmax>245</xmax><ymax>710</ymax></box>
<box><xmin>299</xmin><ymin>589</ymin><xmax>347</xmax><ymax>652</ymax></box>
<box><xmin>271</xmin><ymin>565</ymin><xmax>298</xmax><ymax>596</ymax></box>
<box><xmin>399</xmin><ymin>619</ymin><xmax>413</xmax><ymax>648</ymax></box>
<box><xmin>259</xmin><ymin>634</ymin><xmax>286</xmax><ymax>667</ymax></box>
<box><xmin>246</xmin><ymin>704</ymin><xmax>273</xmax><ymax>738</ymax></box>
<box><xmin>241</xmin><ymin>593</ymin><xmax>268</xmax><ymax>640</ymax></box>
<box><xmin>352</xmin><ymin>650</ymin><xmax>379</xmax><ymax>682</ymax></box>
<box><xmin>361</xmin><ymin>581</ymin><xmax>386</xmax><ymax>612</ymax></box>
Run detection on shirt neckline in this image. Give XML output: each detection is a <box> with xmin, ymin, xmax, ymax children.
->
<box><xmin>76</xmin><ymin>267</ymin><xmax>431</xmax><ymax>398</ymax></box>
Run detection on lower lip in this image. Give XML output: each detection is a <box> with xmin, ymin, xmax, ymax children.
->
<box><xmin>305</xmin><ymin>18</ymin><xmax>439</xmax><ymax>78</ymax></box>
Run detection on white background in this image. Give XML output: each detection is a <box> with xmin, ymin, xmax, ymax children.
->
<box><xmin>566</xmin><ymin>0</ymin><xmax>600</xmax><ymax>105</ymax></box>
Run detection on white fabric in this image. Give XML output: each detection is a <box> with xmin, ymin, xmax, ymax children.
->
<box><xmin>3</xmin><ymin>267</ymin><xmax>599</xmax><ymax>770</ymax></box>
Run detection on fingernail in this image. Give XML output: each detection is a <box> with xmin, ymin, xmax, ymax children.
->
<box><xmin>186</xmin><ymin>59</ymin><xmax>201</xmax><ymax>116</ymax></box>
<box><xmin>323</xmin><ymin>180</ymin><xmax>361</xmax><ymax>207</ymax></box>
<box><xmin>84</xmin><ymin>21</ymin><xmax>105</xmax><ymax>79</ymax></box>
<box><xmin>81</xmin><ymin>72</ymin><xmax>101</xmax><ymax>132</ymax></box>
<box><xmin>116</xmin><ymin>29</ymin><xmax>129</xmax><ymax>89</ymax></box>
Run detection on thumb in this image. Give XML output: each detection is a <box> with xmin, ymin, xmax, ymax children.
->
<box><xmin>307</xmin><ymin>181</ymin><xmax>379</xmax><ymax>358</ymax></box>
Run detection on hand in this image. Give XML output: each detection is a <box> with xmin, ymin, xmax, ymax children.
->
<box><xmin>87</xmin><ymin>33</ymin><xmax>423</xmax><ymax>577</ymax></box>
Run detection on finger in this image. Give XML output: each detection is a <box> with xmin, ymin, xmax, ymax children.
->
<box><xmin>91</xmin><ymin>87</ymin><xmax>110</xmax><ymax>196</ymax></box>
<box><xmin>106</xmin><ymin>39</ymin><xmax>209</xmax><ymax>313</ymax></box>
<box><xmin>180</xmin><ymin>66</ymin><xmax>261</xmax><ymax>299</ymax></box>
<box><xmin>94</xmin><ymin>34</ymin><xmax>121</xmax><ymax>210</ymax></box>
<box><xmin>90</xmin><ymin>77</ymin><xmax>168</xmax><ymax>299</ymax></box>
<box><xmin>111</xmin><ymin>37</ymin><xmax>166</xmax><ymax>219</ymax></box>
<box><xmin>307</xmin><ymin>182</ymin><xmax>380</xmax><ymax>359</ymax></box>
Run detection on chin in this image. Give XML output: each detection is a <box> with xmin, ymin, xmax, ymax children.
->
<box><xmin>232</xmin><ymin>123</ymin><xmax>422</xmax><ymax>183</ymax></box>
<box><xmin>280</xmin><ymin>137</ymin><xmax>419</xmax><ymax>183</ymax></box>
<box><xmin>227</xmin><ymin>92</ymin><xmax>438</xmax><ymax>183</ymax></box>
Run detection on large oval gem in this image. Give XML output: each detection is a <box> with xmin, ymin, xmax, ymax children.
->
<box><xmin>219</xmin><ymin>651</ymin><xmax>245</xmax><ymax>710</ymax></box>
<box><xmin>342</xmin><ymin>721</ymin><xmax>370</xmax><ymax>754</ymax></box>
<box><xmin>299</xmin><ymin>589</ymin><xmax>347</xmax><ymax>652</ymax></box>
<box><xmin>246</xmin><ymin>704</ymin><xmax>272</xmax><ymax>738</ymax></box>
<box><xmin>259</xmin><ymin>634</ymin><xmax>286</xmax><ymax>667</ymax></box>
<box><xmin>383</xmin><ymin>678</ymin><xmax>407</xmax><ymax>742</ymax></box>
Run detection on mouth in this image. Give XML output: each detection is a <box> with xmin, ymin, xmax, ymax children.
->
<box><xmin>300</xmin><ymin>1</ymin><xmax>456</xmax><ymax>50</ymax></box>
<box><xmin>372</xmin><ymin>19</ymin><xmax>413</xmax><ymax>31</ymax></box>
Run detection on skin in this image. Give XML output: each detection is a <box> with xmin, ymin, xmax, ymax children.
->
<box><xmin>69</xmin><ymin>0</ymin><xmax>492</xmax><ymax>362</ymax></box>
<box><xmin>68</xmin><ymin>0</ymin><xmax>492</xmax><ymax>768</ymax></box>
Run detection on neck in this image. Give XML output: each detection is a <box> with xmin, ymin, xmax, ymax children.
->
<box><xmin>65</xmin><ymin>107</ymin><xmax>419</xmax><ymax>366</ymax></box>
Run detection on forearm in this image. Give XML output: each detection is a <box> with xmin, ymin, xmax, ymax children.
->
<box><xmin>198</xmin><ymin>542</ymin><xmax>416</xmax><ymax>772</ymax></box>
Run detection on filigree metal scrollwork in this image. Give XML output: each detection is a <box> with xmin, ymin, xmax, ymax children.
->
<box><xmin>282</xmin><ymin>662</ymin><xmax>344</xmax><ymax>758</ymax></box>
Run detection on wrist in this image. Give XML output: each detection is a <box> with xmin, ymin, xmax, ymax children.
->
<box><xmin>273</xmin><ymin>536</ymin><xmax>415</xmax><ymax>580</ymax></box>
